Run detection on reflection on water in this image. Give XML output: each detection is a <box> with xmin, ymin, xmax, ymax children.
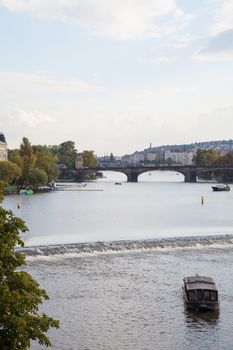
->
<box><xmin>185</xmin><ymin>309</ymin><xmax>220</xmax><ymax>327</ymax></box>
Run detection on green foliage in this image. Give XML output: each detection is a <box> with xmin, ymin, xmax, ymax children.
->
<box><xmin>8</xmin><ymin>150</ymin><xmax>24</xmax><ymax>170</ymax></box>
<box><xmin>9</xmin><ymin>139</ymin><xmax>59</xmax><ymax>188</ymax></box>
<box><xmin>0</xmin><ymin>189</ymin><xmax>59</xmax><ymax>349</ymax></box>
<box><xmin>193</xmin><ymin>149</ymin><xmax>220</xmax><ymax>166</ymax></box>
<box><xmin>51</xmin><ymin>141</ymin><xmax>77</xmax><ymax>168</ymax></box>
<box><xmin>28</xmin><ymin>168</ymin><xmax>48</xmax><ymax>189</ymax></box>
<box><xmin>82</xmin><ymin>150</ymin><xmax>97</xmax><ymax>168</ymax></box>
<box><xmin>33</xmin><ymin>145</ymin><xmax>59</xmax><ymax>182</ymax></box>
<box><xmin>0</xmin><ymin>161</ymin><xmax>22</xmax><ymax>184</ymax></box>
<box><xmin>216</xmin><ymin>152</ymin><xmax>233</xmax><ymax>165</ymax></box>
<box><xmin>19</xmin><ymin>138</ymin><xmax>37</xmax><ymax>185</ymax></box>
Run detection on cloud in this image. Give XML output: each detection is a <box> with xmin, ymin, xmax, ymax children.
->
<box><xmin>0</xmin><ymin>72</ymin><xmax>101</xmax><ymax>94</ymax></box>
<box><xmin>194</xmin><ymin>106</ymin><xmax>233</xmax><ymax>140</ymax></box>
<box><xmin>0</xmin><ymin>0</ymin><xmax>191</xmax><ymax>40</ymax></box>
<box><xmin>194</xmin><ymin>29</ymin><xmax>233</xmax><ymax>61</ymax></box>
<box><xmin>138</xmin><ymin>56</ymin><xmax>177</xmax><ymax>64</ymax></box>
<box><xmin>9</xmin><ymin>108</ymin><xmax>55</xmax><ymax>128</ymax></box>
<box><xmin>210</xmin><ymin>0</ymin><xmax>233</xmax><ymax>35</ymax></box>
<box><xmin>202</xmin><ymin>106</ymin><xmax>233</xmax><ymax>122</ymax></box>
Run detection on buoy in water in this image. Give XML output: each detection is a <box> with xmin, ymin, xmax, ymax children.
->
<box><xmin>201</xmin><ymin>196</ymin><xmax>204</xmax><ymax>205</ymax></box>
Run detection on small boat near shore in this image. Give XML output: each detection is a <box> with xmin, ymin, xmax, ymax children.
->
<box><xmin>212</xmin><ymin>183</ymin><xmax>230</xmax><ymax>191</ymax></box>
<box><xmin>115</xmin><ymin>182</ymin><xmax>122</xmax><ymax>185</ymax></box>
<box><xmin>183</xmin><ymin>275</ymin><xmax>219</xmax><ymax>311</ymax></box>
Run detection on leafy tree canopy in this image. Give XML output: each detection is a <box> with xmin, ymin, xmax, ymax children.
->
<box><xmin>193</xmin><ymin>149</ymin><xmax>220</xmax><ymax>166</ymax></box>
<box><xmin>28</xmin><ymin>168</ymin><xmax>48</xmax><ymax>189</ymax></box>
<box><xmin>8</xmin><ymin>150</ymin><xmax>24</xmax><ymax>171</ymax></box>
<box><xmin>9</xmin><ymin>139</ymin><xmax>60</xmax><ymax>187</ymax></box>
<box><xmin>0</xmin><ymin>182</ymin><xmax>59</xmax><ymax>349</ymax></box>
<box><xmin>216</xmin><ymin>152</ymin><xmax>233</xmax><ymax>165</ymax></box>
<box><xmin>19</xmin><ymin>138</ymin><xmax>37</xmax><ymax>184</ymax></box>
<box><xmin>33</xmin><ymin>145</ymin><xmax>59</xmax><ymax>182</ymax></box>
<box><xmin>82</xmin><ymin>150</ymin><xmax>98</xmax><ymax>168</ymax></box>
<box><xmin>51</xmin><ymin>141</ymin><xmax>77</xmax><ymax>168</ymax></box>
<box><xmin>0</xmin><ymin>161</ymin><xmax>22</xmax><ymax>184</ymax></box>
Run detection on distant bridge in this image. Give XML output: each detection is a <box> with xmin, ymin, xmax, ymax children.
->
<box><xmin>60</xmin><ymin>165</ymin><xmax>233</xmax><ymax>183</ymax></box>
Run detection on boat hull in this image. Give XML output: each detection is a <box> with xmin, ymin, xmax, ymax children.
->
<box><xmin>185</xmin><ymin>301</ymin><xmax>219</xmax><ymax>311</ymax></box>
<box><xmin>212</xmin><ymin>187</ymin><xmax>230</xmax><ymax>191</ymax></box>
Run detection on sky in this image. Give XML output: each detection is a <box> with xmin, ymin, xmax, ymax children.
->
<box><xmin>0</xmin><ymin>0</ymin><xmax>233</xmax><ymax>156</ymax></box>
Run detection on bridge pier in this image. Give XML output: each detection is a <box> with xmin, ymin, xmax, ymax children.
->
<box><xmin>184</xmin><ymin>170</ymin><xmax>197</xmax><ymax>183</ymax></box>
<box><xmin>127</xmin><ymin>170</ymin><xmax>139</xmax><ymax>182</ymax></box>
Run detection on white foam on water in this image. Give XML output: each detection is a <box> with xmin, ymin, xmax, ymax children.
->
<box><xmin>23</xmin><ymin>233</ymin><xmax>233</xmax><ymax>261</ymax></box>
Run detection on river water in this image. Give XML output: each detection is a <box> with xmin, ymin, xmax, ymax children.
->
<box><xmin>3</xmin><ymin>171</ymin><xmax>233</xmax><ymax>349</ymax></box>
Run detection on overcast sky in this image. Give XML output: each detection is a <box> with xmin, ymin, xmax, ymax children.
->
<box><xmin>0</xmin><ymin>0</ymin><xmax>233</xmax><ymax>155</ymax></box>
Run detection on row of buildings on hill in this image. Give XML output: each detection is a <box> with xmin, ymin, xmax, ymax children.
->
<box><xmin>98</xmin><ymin>140</ymin><xmax>233</xmax><ymax>167</ymax></box>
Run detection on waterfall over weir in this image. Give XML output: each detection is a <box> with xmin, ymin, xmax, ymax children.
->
<box><xmin>20</xmin><ymin>234</ymin><xmax>233</xmax><ymax>259</ymax></box>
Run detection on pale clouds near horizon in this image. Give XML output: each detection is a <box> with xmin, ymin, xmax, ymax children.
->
<box><xmin>0</xmin><ymin>0</ymin><xmax>190</xmax><ymax>40</ymax></box>
<box><xmin>0</xmin><ymin>0</ymin><xmax>233</xmax><ymax>155</ymax></box>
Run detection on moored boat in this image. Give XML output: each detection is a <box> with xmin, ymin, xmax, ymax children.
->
<box><xmin>183</xmin><ymin>275</ymin><xmax>219</xmax><ymax>311</ymax></box>
<box><xmin>212</xmin><ymin>183</ymin><xmax>230</xmax><ymax>191</ymax></box>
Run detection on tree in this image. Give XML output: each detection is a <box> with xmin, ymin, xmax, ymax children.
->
<box><xmin>19</xmin><ymin>138</ymin><xmax>37</xmax><ymax>185</ymax></box>
<box><xmin>0</xmin><ymin>161</ymin><xmax>22</xmax><ymax>184</ymax></box>
<box><xmin>82</xmin><ymin>150</ymin><xmax>98</xmax><ymax>168</ymax></box>
<box><xmin>8</xmin><ymin>150</ymin><xmax>24</xmax><ymax>170</ymax></box>
<box><xmin>28</xmin><ymin>168</ymin><xmax>48</xmax><ymax>189</ymax></box>
<box><xmin>193</xmin><ymin>149</ymin><xmax>220</xmax><ymax>166</ymax></box>
<box><xmin>33</xmin><ymin>145</ymin><xmax>59</xmax><ymax>182</ymax></box>
<box><xmin>52</xmin><ymin>141</ymin><xmax>77</xmax><ymax>168</ymax></box>
<box><xmin>216</xmin><ymin>152</ymin><xmax>233</xmax><ymax>165</ymax></box>
<box><xmin>0</xmin><ymin>182</ymin><xmax>59</xmax><ymax>349</ymax></box>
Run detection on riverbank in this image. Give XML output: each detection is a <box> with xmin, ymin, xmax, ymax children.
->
<box><xmin>4</xmin><ymin>184</ymin><xmax>56</xmax><ymax>196</ymax></box>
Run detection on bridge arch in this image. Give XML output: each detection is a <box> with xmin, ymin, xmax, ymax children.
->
<box><xmin>138</xmin><ymin>169</ymin><xmax>184</xmax><ymax>182</ymax></box>
<box><xmin>97</xmin><ymin>170</ymin><xmax>127</xmax><ymax>182</ymax></box>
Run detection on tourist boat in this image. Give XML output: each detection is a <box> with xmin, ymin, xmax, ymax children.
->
<box><xmin>212</xmin><ymin>183</ymin><xmax>230</xmax><ymax>191</ymax></box>
<box><xmin>183</xmin><ymin>275</ymin><xmax>219</xmax><ymax>311</ymax></box>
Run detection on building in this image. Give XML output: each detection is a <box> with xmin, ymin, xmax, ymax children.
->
<box><xmin>164</xmin><ymin>150</ymin><xmax>194</xmax><ymax>165</ymax></box>
<box><xmin>146</xmin><ymin>153</ymin><xmax>157</xmax><ymax>162</ymax></box>
<box><xmin>0</xmin><ymin>133</ymin><xmax>7</xmax><ymax>161</ymax></box>
<box><xmin>75</xmin><ymin>153</ymin><xmax>84</xmax><ymax>169</ymax></box>
<box><xmin>122</xmin><ymin>152</ymin><xmax>144</xmax><ymax>165</ymax></box>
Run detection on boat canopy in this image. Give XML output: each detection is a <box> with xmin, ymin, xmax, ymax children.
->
<box><xmin>184</xmin><ymin>276</ymin><xmax>217</xmax><ymax>291</ymax></box>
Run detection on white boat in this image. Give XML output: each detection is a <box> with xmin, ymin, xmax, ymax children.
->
<box><xmin>212</xmin><ymin>184</ymin><xmax>230</xmax><ymax>192</ymax></box>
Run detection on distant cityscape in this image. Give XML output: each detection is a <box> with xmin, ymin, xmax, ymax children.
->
<box><xmin>1</xmin><ymin>132</ymin><xmax>233</xmax><ymax>168</ymax></box>
<box><xmin>97</xmin><ymin>140</ymin><xmax>233</xmax><ymax>167</ymax></box>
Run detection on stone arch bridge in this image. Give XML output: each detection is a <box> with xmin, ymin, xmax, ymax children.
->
<box><xmin>60</xmin><ymin>165</ymin><xmax>233</xmax><ymax>183</ymax></box>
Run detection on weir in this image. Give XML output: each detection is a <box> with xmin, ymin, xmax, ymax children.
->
<box><xmin>21</xmin><ymin>234</ymin><xmax>233</xmax><ymax>258</ymax></box>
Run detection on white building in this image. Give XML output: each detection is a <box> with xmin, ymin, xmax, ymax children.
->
<box><xmin>75</xmin><ymin>153</ymin><xmax>84</xmax><ymax>169</ymax></box>
<box><xmin>0</xmin><ymin>133</ymin><xmax>7</xmax><ymax>161</ymax></box>
<box><xmin>146</xmin><ymin>153</ymin><xmax>157</xmax><ymax>162</ymax></box>
<box><xmin>165</xmin><ymin>150</ymin><xmax>194</xmax><ymax>165</ymax></box>
<box><xmin>122</xmin><ymin>152</ymin><xmax>144</xmax><ymax>165</ymax></box>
